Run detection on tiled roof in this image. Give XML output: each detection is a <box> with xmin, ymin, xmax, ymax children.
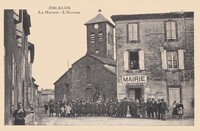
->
<box><xmin>85</xmin><ymin>14</ymin><xmax>115</xmax><ymax>27</ymax></box>
<box><xmin>111</xmin><ymin>11</ymin><xmax>194</xmax><ymax>22</ymax></box>
<box><xmin>89</xmin><ymin>54</ymin><xmax>116</xmax><ymax>66</ymax></box>
<box><xmin>103</xmin><ymin>64</ymin><xmax>116</xmax><ymax>75</ymax></box>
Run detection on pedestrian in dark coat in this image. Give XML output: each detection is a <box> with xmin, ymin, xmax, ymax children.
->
<box><xmin>108</xmin><ymin>100</ymin><xmax>114</xmax><ymax>116</ymax></box>
<box><xmin>140</xmin><ymin>99</ymin><xmax>146</xmax><ymax>118</ymax></box>
<box><xmin>49</xmin><ymin>100</ymin><xmax>55</xmax><ymax>117</ymax></box>
<box><xmin>160</xmin><ymin>99</ymin><xmax>168</xmax><ymax>120</ymax></box>
<box><xmin>76</xmin><ymin>101</ymin><xmax>82</xmax><ymax>116</ymax></box>
<box><xmin>13</xmin><ymin>102</ymin><xmax>26</xmax><ymax>125</ymax></box>
<box><xmin>146</xmin><ymin>98</ymin><xmax>151</xmax><ymax>118</ymax></box>
<box><xmin>55</xmin><ymin>102</ymin><xmax>61</xmax><ymax>117</ymax></box>
<box><xmin>102</xmin><ymin>102</ymin><xmax>107</xmax><ymax>116</ymax></box>
<box><xmin>152</xmin><ymin>98</ymin><xmax>158</xmax><ymax>119</ymax></box>
<box><xmin>44</xmin><ymin>103</ymin><xmax>48</xmax><ymax>114</ymax></box>
<box><xmin>128</xmin><ymin>99</ymin><xmax>134</xmax><ymax>117</ymax></box>
<box><xmin>121</xmin><ymin>98</ymin><xmax>128</xmax><ymax>118</ymax></box>
<box><xmin>157</xmin><ymin>99</ymin><xmax>162</xmax><ymax>119</ymax></box>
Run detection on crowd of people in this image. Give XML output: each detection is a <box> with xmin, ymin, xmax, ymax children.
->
<box><xmin>44</xmin><ymin>97</ymin><xmax>184</xmax><ymax>120</ymax></box>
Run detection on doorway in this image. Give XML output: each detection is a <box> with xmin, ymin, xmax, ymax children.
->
<box><xmin>128</xmin><ymin>88</ymin><xmax>141</xmax><ymax>101</ymax></box>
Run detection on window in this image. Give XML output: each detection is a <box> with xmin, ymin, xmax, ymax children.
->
<box><xmin>98</xmin><ymin>32</ymin><xmax>103</xmax><ymax>43</ymax></box>
<box><xmin>165</xmin><ymin>21</ymin><xmax>177</xmax><ymax>41</ymax></box>
<box><xmin>128</xmin><ymin>23</ymin><xmax>139</xmax><ymax>42</ymax></box>
<box><xmin>124</xmin><ymin>50</ymin><xmax>145</xmax><ymax>70</ymax></box>
<box><xmin>108</xmin><ymin>33</ymin><xmax>113</xmax><ymax>44</ymax></box>
<box><xmin>130</xmin><ymin>52</ymin><xmax>139</xmax><ymax>70</ymax></box>
<box><xmin>160</xmin><ymin>48</ymin><xmax>185</xmax><ymax>70</ymax></box>
<box><xmin>86</xmin><ymin>66</ymin><xmax>92</xmax><ymax>83</ymax></box>
<box><xmin>167</xmin><ymin>51</ymin><xmax>178</xmax><ymax>69</ymax></box>
<box><xmin>90</xmin><ymin>33</ymin><xmax>95</xmax><ymax>44</ymax></box>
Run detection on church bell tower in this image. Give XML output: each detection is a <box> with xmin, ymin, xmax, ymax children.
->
<box><xmin>85</xmin><ymin>13</ymin><xmax>115</xmax><ymax>59</ymax></box>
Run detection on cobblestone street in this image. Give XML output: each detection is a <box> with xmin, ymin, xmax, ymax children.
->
<box><xmin>34</xmin><ymin>108</ymin><xmax>194</xmax><ymax>126</ymax></box>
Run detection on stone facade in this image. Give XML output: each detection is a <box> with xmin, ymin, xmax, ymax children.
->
<box><xmin>111</xmin><ymin>12</ymin><xmax>194</xmax><ymax>117</ymax></box>
<box><xmin>54</xmin><ymin>54</ymin><xmax>116</xmax><ymax>102</ymax></box>
<box><xmin>54</xmin><ymin>14</ymin><xmax>116</xmax><ymax>102</ymax></box>
<box><xmin>4</xmin><ymin>10</ymin><xmax>38</xmax><ymax>124</ymax></box>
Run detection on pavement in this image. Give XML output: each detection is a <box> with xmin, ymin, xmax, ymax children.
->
<box><xmin>31</xmin><ymin>107</ymin><xmax>194</xmax><ymax>126</ymax></box>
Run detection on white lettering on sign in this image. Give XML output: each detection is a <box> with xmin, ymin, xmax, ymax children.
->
<box><xmin>122</xmin><ymin>75</ymin><xmax>147</xmax><ymax>83</ymax></box>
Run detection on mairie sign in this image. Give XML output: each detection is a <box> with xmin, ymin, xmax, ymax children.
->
<box><xmin>122</xmin><ymin>75</ymin><xmax>147</xmax><ymax>84</ymax></box>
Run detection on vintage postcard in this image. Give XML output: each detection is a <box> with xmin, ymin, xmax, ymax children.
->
<box><xmin>1</xmin><ymin>0</ymin><xmax>199</xmax><ymax>129</ymax></box>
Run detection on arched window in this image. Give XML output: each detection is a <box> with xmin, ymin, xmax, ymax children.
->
<box><xmin>86</xmin><ymin>66</ymin><xmax>91</xmax><ymax>84</ymax></box>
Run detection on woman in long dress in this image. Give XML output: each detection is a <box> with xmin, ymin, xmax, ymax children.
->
<box><xmin>172</xmin><ymin>101</ymin><xmax>178</xmax><ymax>118</ymax></box>
<box><xmin>13</xmin><ymin>102</ymin><xmax>26</xmax><ymax>125</ymax></box>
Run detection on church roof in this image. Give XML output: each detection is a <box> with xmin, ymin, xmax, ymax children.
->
<box><xmin>85</xmin><ymin>14</ymin><xmax>115</xmax><ymax>27</ymax></box>
<box><xmin>89</xmin><ymin>54</ymin><xmax>116</xmax><ymax>66</ymax></box>
<box><xmin>103</xmin><ymin>64</ymin><xmax>116</xmax><ymax>75</ymax></box>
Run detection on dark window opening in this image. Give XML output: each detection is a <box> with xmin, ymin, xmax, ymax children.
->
<box><xmin>130</xmin><ymin>52</ymin><xmax>139</xmax><ymax>70</ymax></box>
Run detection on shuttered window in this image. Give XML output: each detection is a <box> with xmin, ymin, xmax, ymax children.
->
<box><xmin>167</xmin><ymin>51</ymin><xmax>178</xmax><ymax>69</ymax></box>
<box><xmin>178</xmin><ymin>49</ymin><xmax>185</xmax><ymax>70</ymax></box>
<box><xmin>160</xmin><ymin>48</ymin><xmax>167</xmax><ymax>70</ymax></box>
<box><xmin>161</xmin><ymin>49</ymin><xmax>185</xmax><ymax>70</ymax></box>
<box><xmin>90</xmin><ymin>33</ymin><xmax>95</xmax><ymax>44</ymax></box>
<box><xmin>124</xmin><ymin>50</ymin><xmax>145</xmax><ymax>70</ymax></box>
<box><xmin>124</xmin><ymin>51</ymin><xmax>129</xmax><ymax>70</ymax></box>
<box><xmin>98</xmin><ymin>32</ymin><xmax>103</xmax><ymax>43</ymax></box>
<box><xmin>139</xmin><ymin>51</ymin><xmax>145</xmax><ymax>70</ymax></box>
<box><xmin>128</xmin><ymin>23</ymin><xmax>139</xmax><ymax>42</ymax></box>
<box><xmin>165</xmin><ymin>21</ymin><xmax>177</xmax><ymax>41</ymax></box>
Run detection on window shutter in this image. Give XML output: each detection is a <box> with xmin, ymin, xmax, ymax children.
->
<box><xmin>160</xmin><ymin>48</ymin><xmax>167</xmax><ymax>70</ymax></box>
<box><xmin>139</xmin><ymin>50</ymin><xmax>145</xmax><ymax>70</ymax></box>
<box><xmin>166</xmin><ymin>22</ymin><xmax>171</xmax><ymax>39</ymax></box>
<box><xmin>178</xmin><ymin>49</ymin><xmax>185</xmax><ymax>69</ymax></box>
<box><xmin>124</xmin><ymin>51</ymin><xmax>129</xmax><ymax>70</ymax></box>
<box><xmin>128</xmin><ymin>24</ymin><xmax>133</xmax><ymax>41</ymax></box>
<box><xmin>171</xmin><ymin>22</ymin><xmax>176</xmax><ymax>39</ymax></box>
<box><xmin>16</xmin><ymin>22</ymin><xmax>23</xmax><ymax>38</ymax></box>
<box><xmin>133</xmin><ymin>24</ymin><xmax>138</xmax><ymax>41</ymax></box>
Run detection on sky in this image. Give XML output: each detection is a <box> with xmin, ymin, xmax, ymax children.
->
<box><xmin>1</xmin><ymin>0</ymin><xmax>199</xmax><ymax>90</ymax></box>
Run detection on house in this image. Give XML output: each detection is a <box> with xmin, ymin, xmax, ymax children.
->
<box><xmin>111</xmin><ymin>11</ymin><xmax>194</xmax><ymax>117</ymax></box>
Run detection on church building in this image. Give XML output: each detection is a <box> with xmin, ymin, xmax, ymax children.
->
<box><xmin>54</xmin><ymin>14</ymin><xmax>117</xmax><ymax>102</ymax></box>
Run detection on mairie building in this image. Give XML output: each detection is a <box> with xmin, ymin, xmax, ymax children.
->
<box><xmin>111</xmin><ymin>12</ymin><xmax>194</xmax><ymax>117</ymax></box>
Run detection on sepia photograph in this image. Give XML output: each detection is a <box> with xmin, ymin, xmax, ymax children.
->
<box><xmin>1</xmin><ymin>0</ymin><xmax>199</xmax><ymax>127</ymax></box>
